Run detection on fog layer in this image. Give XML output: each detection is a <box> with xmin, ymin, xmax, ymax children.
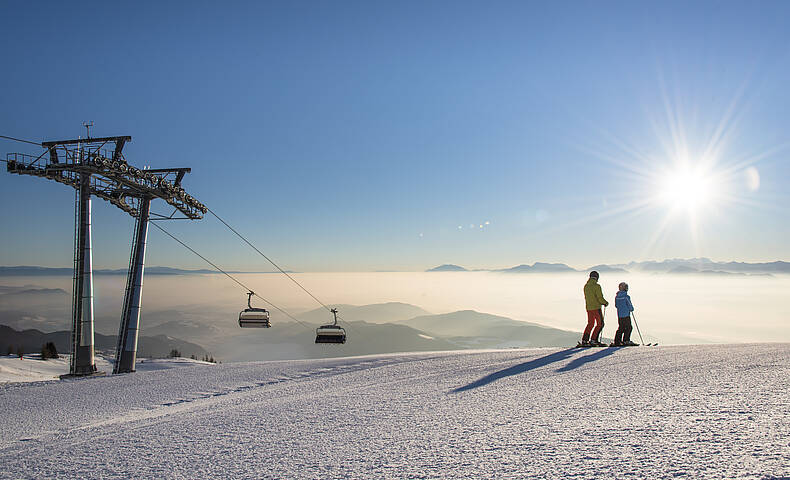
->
<box><xmin>2</xmin><ymin>272</ymin><xmax>787</xmax><ymax>347</ymax></box>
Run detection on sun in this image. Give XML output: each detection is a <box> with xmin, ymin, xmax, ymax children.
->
<box><xmin>658</xmin><ymin>166</ymin><xmax>719</xmax><ymax>213</ymax></box>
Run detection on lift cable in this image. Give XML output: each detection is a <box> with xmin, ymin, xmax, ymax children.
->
<box><xmin>207</xmin><ymin>207</ymin><xmax>334</xmax><ymax>313</ymax></box>
<box><xmin>0</xmin><ymin>134</ymin><xmax>42</xmax><ymax>146</ymax></box>
<box><xmin>206</xmin><ymin>207</ymin><xmax>363</xmax><ymax>335</ymax></box>
<box><xmin>149</xmin><ymin>221</ymin><xmax>314</xmax><ymax>332</ymax></box>
<box><xmin>2</xmin><ymin>133</ymin><xmax>356</xmax><ymax>334</ymax></box>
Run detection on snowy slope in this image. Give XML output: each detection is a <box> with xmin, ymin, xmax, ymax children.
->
<box><xmin>0</xmin><ymin>354</ymin><xmax>214</xmax><ymax>384</ymax></box>
<box><xmin>0</xmin><ymin>344</ymin><xmax>788</xmax><ymax>479</ymax></box>
<box><xmin>0</xmin><ymin>354</ymin><xmax>109</xmax><ymax>383</ymax></box>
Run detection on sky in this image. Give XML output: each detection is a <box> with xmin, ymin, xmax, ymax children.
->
<box><xmin>1</xmin><ymin>1</ymin><xmax>789</xmax><ymax>272</ymax></box>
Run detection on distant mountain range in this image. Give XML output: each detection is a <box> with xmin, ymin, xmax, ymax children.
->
<box><xmin>5</xmin><ymin>260</ymin><xmax>787</xmax><ymax>277</ymax></box>
<box><xmin>0</xmin><ymin>296</ymin><xmax>580</xmax><ymax>362</ymax></box>
<box><xmin>396</xmin><ymin>310</ymin><xmax>580</xmax><ymax>348</ymax></box>
<box><xmin>296</xmin><ymin>302</ymin><xmax>432</xmax><ymax>324</ymax></box>
<box><xmin>0</xmin><ymin>287</ymin><xmax>68</xmax><ymax>298</ymax></box>
<box><xmin>215</xmin><ymin>320</ymin><xmax>463</xmax><ymax>362</ymax></box>
<box><xmin>0</xmin><ymin>266</ymin><xmax>298</xmax><ymax>276</ymax></box>
<box><xmin>249</xmin><ymin>304</ymin><xmax>582</xmax><ymax>359</ymax></box>
<box><xmin>426</xmin><ymin>258</ymin><xmax>790</xmax><ymax>275</ymax></box>
<box><xmin>625</xmin><ymin>259</ymin><xmax>789</xmax><ymax>275</ymax></box>
<box><xmin>1</xmin><ymin>324</ymin><xmax>208</xmax><ymax>359</ymax></box>
<box><xmin>0</xmin><ymin>266</ymin><xmax>224</xmax><ymax>276</ymax></box>
<box><xmin>133</xmin><ymin>302</ymin><xmax>588</xmax><ymax>362</ymax></box>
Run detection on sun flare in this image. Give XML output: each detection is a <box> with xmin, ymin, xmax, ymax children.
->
<box><xmin>658</xmin><ymin>166</ymin><xmax>718</xmax><ymax>212</ymax></box>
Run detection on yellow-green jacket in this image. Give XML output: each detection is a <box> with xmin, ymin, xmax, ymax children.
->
<box><xmin>584</xmin><ymin>277</ymin><xmax>609</xmax><ymax>311</ymax></box>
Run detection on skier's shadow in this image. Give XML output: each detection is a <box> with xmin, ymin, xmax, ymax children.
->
<box><xmin>452</xmin><ymin>347</ymin><xmax>620</xmax><ymax>393</ymax></box>
<box><xmin>452</xmin><ymin>348</ymin><xmax>578</xmax><ymax>393</ymax></box>
<box><xmin>555</xmin><ymin>347</ymin><xmax>617</xmax><ymax>372</ymax></box>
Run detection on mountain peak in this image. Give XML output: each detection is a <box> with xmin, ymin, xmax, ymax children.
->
<box><xmin>426</xmin><ymin>264</ymin><xmax>468</xmax><ymax>272</ymax></box>
<box><xmin>501</xmin><ymin>262</ymin><xmax>577</xmax><ymax>273</ymax></box>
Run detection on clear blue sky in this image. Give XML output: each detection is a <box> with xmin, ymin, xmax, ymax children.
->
<box><xmin>2</xmin><ymin>1</ymin><xmax>789</xmax><ymax>271</ymax></box>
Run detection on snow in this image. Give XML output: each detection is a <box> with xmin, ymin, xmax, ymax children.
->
<box><xmin>0</xmin><ymin>355</ymin><xmax>214</xmax><ymax>384</ymax></box>
<box><xmin>1</xmin><ymin>344</ymin><xmax>788</xmax><ymax>479</ymax></box>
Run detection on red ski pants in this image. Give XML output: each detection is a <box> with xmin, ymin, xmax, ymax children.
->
<box><xmin>582</xmin><ymin>309</ymin><xmax>604</xmax><ymax>342</ymax></box>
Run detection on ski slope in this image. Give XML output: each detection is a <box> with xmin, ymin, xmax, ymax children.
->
<box><xmin>1</xmin><ymin>344</ymin><xmax>788</xmax><ymax>479</ymax></box>
<box><xmin>0</xmin><ymin>354</ymin><xmax>214</xmax><ymax>384</ymax></box>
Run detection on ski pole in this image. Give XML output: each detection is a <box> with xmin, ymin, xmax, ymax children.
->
<box><xmin>631</xmin><ymin>312</ymin><xmax>645</xmax><ymax>345</ymax></box>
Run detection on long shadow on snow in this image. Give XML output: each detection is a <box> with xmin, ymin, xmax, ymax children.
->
<box><xmin>452</xmin><ymin>348</ymin><xmax>577</xmax><ymax>393</ymax></box>
<box><xmin>452</xmin><ymin>347</ymin><xmax>620</xmax><ymax>393</ymax></box>
<box><xmin>555</xmin><ymin>347</ymin><xmax>617</xmax><ymax>372</ymax></box>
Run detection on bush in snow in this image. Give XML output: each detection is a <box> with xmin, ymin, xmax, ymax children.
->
<box><xmin>41</xmin><ymin>342</ymin><xmax>59</xmax><ymax>360</ymax></box>
<box><xmin>169</xmin><ymin>349</ymin><xmax>182</xmax><ymax>358</ymax></box>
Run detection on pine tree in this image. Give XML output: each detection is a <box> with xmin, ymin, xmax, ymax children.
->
<box><xmin>40</xmin><ymin>342</ymin><xmax>58</xmax><ymax>360</ymax></box>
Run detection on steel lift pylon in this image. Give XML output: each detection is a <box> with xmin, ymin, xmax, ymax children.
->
<box><xmin>71</xmin><ymin>171</ymin><xmax>97</xmax><ymax>375</ymax></box>
<box><xmin>115</xmin><ymin>196</ymin><xmax>151</xmax><ymax>374</ymax></box>
<box><xmin>6</xmin><ymin>131</ymin><xmax>206</xmax><ymax>376</ymax></box>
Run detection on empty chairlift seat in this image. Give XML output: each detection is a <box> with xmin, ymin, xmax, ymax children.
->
<box><xmin>238</xmin><ymin>291</ymin><xmax>270</xmax><ymax>328</ymax></box>
<box><xmin>315</xmin><ymin>308</ymin><xmax>346</xmax><ymax>344</ymax></box>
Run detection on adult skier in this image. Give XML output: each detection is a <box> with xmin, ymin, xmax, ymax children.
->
<box><xmin>581</xmin><ymin>271</ymin><xmax>608</xmax><ymax>346</ymax></box>
<box><xmin>613</xmin><ymin>282</ymin><xmax>638</xmax><ymax>346</ymax></box>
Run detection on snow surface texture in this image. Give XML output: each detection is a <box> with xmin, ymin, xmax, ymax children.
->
<box><xmin>0</xmin><ymin>355</ymin><xmax>214</xmax><ymax>384</ymax></box>
<box><xmin>1</xmin><ymin>344</ymin><xmax>788</xmax><ymax>479</ymax></box>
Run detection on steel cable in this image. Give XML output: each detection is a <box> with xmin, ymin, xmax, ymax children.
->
<box><xmin>0</xmin><ymin>134</ymin><xmax>41</xmax><ymax>146</ymax></box>
<box><xmin>149</xmin><ymin>221</ymin><xmax>314</xmax><ymax>332</ymax></box>
<box><xmin>205</xmin><ymin>207</ymin><xmax>362</xmax><ymax>335</ymax></box>
<box><xmin>207</xmin><ymin>207</ymin><xmax>334</xmax><ymax>312</ymax></box>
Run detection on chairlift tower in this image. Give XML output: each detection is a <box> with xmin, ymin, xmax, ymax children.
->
<box><xmin>5</xmin><ymin>130</ymin><xmax>206</xmax><ymax>375</ymax></box>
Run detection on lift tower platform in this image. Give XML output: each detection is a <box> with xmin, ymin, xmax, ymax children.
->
<box><xmin>6</xmin><ymin>133</ymin><xmax>206</xmax><ymax>375</ymax></box>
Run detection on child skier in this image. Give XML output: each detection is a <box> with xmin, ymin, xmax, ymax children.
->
<box><xmin>614</xmin><ymin>282</ymin><xmax>637</xmax><ymax>346</ymax></box>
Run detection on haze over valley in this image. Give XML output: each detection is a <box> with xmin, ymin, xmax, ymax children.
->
<box><xmin>3</xmin><ymin>260</ymin><xmax>788</xmax><ymax>362</ymax></box>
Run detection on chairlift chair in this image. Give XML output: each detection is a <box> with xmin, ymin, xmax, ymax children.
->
<box><xmin>315</xmin><ymin>308</ymin><xmax>346</xmax><ymax>344</ymax></box>
<box><xmin>238</xmin><ymin>291</ymin><xmax>270</xmax><ymax>328</ymax></box>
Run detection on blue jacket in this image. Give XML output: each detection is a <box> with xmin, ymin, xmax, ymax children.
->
<box><xmin>615</xmin><ymin>290</ymin><xmax>634</xmax><ymax>318</ymax></box>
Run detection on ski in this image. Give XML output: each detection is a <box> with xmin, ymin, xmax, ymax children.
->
<box><xmin>575</xmin><ymin>342</ymin><xmax>658</xmax><ymax>348</ymax></box>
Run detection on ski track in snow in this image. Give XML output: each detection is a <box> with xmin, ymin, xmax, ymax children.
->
<box><xmin>1</xmin><ymin>344</ymin><xmax>788</xmax><ymax>479</ymax></box>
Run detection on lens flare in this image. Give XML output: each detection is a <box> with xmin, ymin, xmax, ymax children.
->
<box><xmin>745</xmin><ymin>166</ymin><xmax>760</xmax><ymax>192</ymax></box>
